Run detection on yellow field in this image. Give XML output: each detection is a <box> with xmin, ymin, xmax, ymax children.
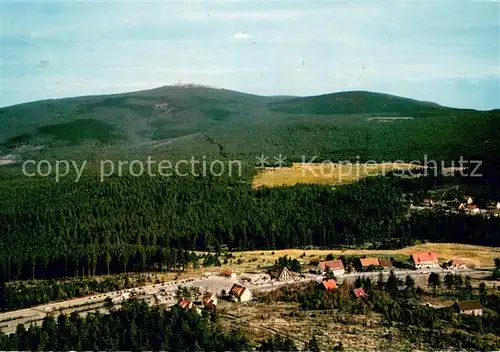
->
<box><xmin>200</xmin><ymin>243</ymin><xmax>499</xmax><ymax>272</ymax></box>
<box><xmin>252</xmin><ymin>162</ymin><xmax>423</xmax><ymax>188</ymax></box>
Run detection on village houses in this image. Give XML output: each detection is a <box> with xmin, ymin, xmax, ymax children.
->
<box><xmin>410</xmin><ymin>252</ymin><xmax>439</xmax><ymax>269</ymax></box>
<box><xmin>447</xmin><ymin>259</ymin><xmax>468</xmax><ymax>269</ymax></box>
<box><xmin>268</xmin><ymin>266</ymin><xmax>294</xmax><ymax>282</ymax></box>
<box><xmin>359</xmin><ymin>257</ymin><xmax>381</xmax><ymax>270</ymax></box>
<box><xmin>177</xmin><ymin>299</ymin><xmax>193</xmax><ymax>309</ymax></box>
<box><xmin>379</xmin><ymin>258</ymin><xmax>394</xmax><ymax>270</ymax></box>
<box><xmin>220</xmin><ymin>271</ymin><xmax>237</xmax><ymax>279</ymax></box>
<box><xmin>316</xmin><ymin>259</ymin><xmax>345</xmax><ymax>276</ymax></box>
<box><xmin>202</xmin><ymin>292</ymin><xmax>218</xmax><ymax>309</ymax></box>
<box><xmin>452</xmin><ymin>300</ymin><xmax>483</xmax><ymax>316</ymax></box>
<box><xmin>229</xmin><ymin>284</ymin><xmax>252</xmax><ymax>302</ymax></box>
<box><xmin>353</xmin><ymin>287</ymin><xmax>367</xmax><ymax>298</ymax></box>
<box><xmin>321</xmin><ymin>279</ymin><xmax>338</xmax><ymax>291</ymax></box>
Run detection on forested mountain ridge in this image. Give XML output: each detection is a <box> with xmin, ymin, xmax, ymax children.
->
<box><xmin>267</xmin><ymin>90</ymin><xmax>449</xmax><ymax>115</ymax></box>
<box><xmin>1</xmin><ymin>86</ymin><xmax>498</xmax><ymax>163</ymax></box>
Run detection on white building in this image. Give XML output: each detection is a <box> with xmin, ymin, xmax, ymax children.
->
<box><xmin>316</xmin><ymin>259</ymin><xmax>345</xmax><ymax>277</ymax></box>
<box><xmin>410</xmin><ymin>252</ymin><xmax>439</xmax><ymax>269</ymax></box>
<box><xmin>229</xmin><ymin>284</ymin><xmax>252</xmax><ymax>302</ymax></box>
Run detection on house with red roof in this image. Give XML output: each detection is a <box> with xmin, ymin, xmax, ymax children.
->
<box><xmin>229</xmin><ymin>284</ymin><xmax>252</xmax><ymax>302</ymax></box>
<box><xmin>177</xmin><ymin>299</ymin><xmax>193</xmax><ymax>309</ymax></box>
<box><xmin>410</xmin><ymin>252</ymin><xmax>439</xmax><ymax>269</ymax></box>
<box><xmin>353</xmin><ymin>287</ymin><xmax>366</xmax><ymax>298</ymax></box>
<box><xmin>321</xmin><ymin>279</ymin><xmax>338</xmax><ymax>291</ymax></box>
<box><xmin>316</xmin><ymin>259</ymin><xmax>345</xmax><ymax>276</ymax></box>
<box><xmin>359</xmin><ymin>257</ymin><xmax>381</xmax><ymax>270</ymax></box>
<box><xmin>220</xmin><ymin>271</ymin><xmax>237</xmax><ymax>279</ymax></box>
<box><xmin>202</xmin><ymin>292</ymin><xmax>218</xmax><ymax>309</ymax></box>
<box><xmin>447</xmin><ymin>259</ymin><xmax>468</xmax><ymax>269</ymax></box>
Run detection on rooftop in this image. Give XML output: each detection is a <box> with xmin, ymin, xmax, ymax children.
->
<box><xmin>360</xmin><ymin>257</ymin><xmax>380</xmax><ymax>267</ymax></box>
<box><xmin>318</xmin><ymin>259</ymin><xmax>345</xmax><ymax>271</ymax></box>
<box><xmin>454</xmin><ymin>300</ymin><xmax>483</xmax><ymax>312</ymax></box>
<box><xmin>322</xmin><ymin>279</ymin><xmax>338</xmax><ymax>290</ymax></box>
<box><xmin>411</xmin><ymin>252</ymin><xmax>438</xmax><ymax>264</ymax></box>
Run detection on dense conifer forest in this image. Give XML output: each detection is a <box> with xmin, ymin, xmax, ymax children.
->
<box><xmin>1</xmin><ymin>169</ymin><xmax>500</xmax><ymax>287</ymax></box>
<box><xmin>0</xmin><ymin>301</ymin><xmax>253</xmax><ymax>351</ymax></box>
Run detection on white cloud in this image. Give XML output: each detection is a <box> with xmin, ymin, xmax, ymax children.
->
<box><xmin>232</xmin><ymin>31</ymin><xmax>251</xmax><ymax>40</ymax></box>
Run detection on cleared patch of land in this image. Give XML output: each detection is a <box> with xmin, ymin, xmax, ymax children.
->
<box><xmin>218</xmin><ymin>301</ymin><xmax>430</xmax><ymax>351</ymax></box>
<box><xmin>252</xmin><ymin>162</ymin><xmax>423</xmax><ymax>188</ymax></box>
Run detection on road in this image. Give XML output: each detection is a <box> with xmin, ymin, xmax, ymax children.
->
<box><xmin>0</xmin><ymin>267</ymin><xmax>485</xmax><ymax>334</ymax></box>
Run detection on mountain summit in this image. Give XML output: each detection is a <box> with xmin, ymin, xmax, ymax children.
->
<box><xmin>0</xmin><ymin>86</ymin><xmax>497</xmax><ymax>163</ymax></box>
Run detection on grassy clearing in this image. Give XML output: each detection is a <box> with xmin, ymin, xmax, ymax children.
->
<box><xmin>204</xmin><ymin>243</ymin><xmax>499</xmax><ymax>273</ymax></box>
<box><xmin>252</xmin><ymin>162</ymin><xmax>423</xmax><ymax>188</ymax></box>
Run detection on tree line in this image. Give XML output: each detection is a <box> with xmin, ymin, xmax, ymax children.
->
<box><xmin>1</xmin><ymin>173</ymin><xmax>500</xmax><ymax>286</ymax></box>
<box><xmin>0</xmin><ymin>299</ymin><xmax>326</xmax><ymax>352</ymax></box>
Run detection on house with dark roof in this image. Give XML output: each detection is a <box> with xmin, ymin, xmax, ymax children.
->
<box><xmin>229</xmin><ymin>284</ymin><xmax>252</xmax><ymax>302</ymax></box>
<box><xmin>410</xmin><ymin>252</ymin><xmax>439</xmax><ymax>269</ymax></box>
<box><xmin>379</xmin><ymin>258</ymin><xmax>394</xmax><ymax>270</ymax></box>
<box><xmin>268</xmin><ymin>266</ymin><xmax>294</xmax><ymax>282</ymax></box>
<box><xmin>316</xmin><ymin>259</ymin><xmax>345</xmax><ymax>276</ymax></box>
<box><xmin>452</xmin><ymin>300</ymin><xmax>483</xmax><ymax>316</ymax></box>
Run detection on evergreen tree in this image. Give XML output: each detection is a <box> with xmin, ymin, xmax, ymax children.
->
<box><xmin>444</xmin><ymin>273</ymin><xmax>455</xmax><ymax>290</ymax></box>
<box><xmin>404</xmin><ymin>275</ymin><xmax>415</xmax><ymax>297</ymax></box>
<box><xmin>428</xmin><ymin>273</ymin><xmax>441</xmax><ymax>294</ymax></box>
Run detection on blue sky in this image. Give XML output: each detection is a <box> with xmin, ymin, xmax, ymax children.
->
<box><xmin>1</xmin><ymin>0</ymin><xmax>499</xmax><ymax>110</ymax></box>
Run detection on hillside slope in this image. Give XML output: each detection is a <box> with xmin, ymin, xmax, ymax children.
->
<box><xmin>268</xmin><ymin>90</ymin><xmax>452</xmax><ymax>116</ymax></box>
<box><xmin>0</xmin><ymin>86</ymin><xmax>498</xmax><ymax>163</ymax></box>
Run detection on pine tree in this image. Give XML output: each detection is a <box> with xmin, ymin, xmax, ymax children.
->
<box><xmin>444</xmin><ymin>273</ymin><xmax>455</xmax><ymax>290</ymax></box>
<box><xmin>428</xmin><ymin>273</ymin><xmax>441</xmax><ymax>294</ymax></box>
<box><xmin>404</xmin><ymin>275</ymin><xmax>415</xmax><ymax>297</ymax></box>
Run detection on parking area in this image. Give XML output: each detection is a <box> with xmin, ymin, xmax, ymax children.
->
<box><xmin>0</xmin><ymin>266</ymin><xmax>486</xmax><ymax>335</ymax></box>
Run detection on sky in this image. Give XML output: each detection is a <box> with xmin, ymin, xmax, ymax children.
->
<box><xmin>1</xmin><ymin>0</ymin><xmax>499</xmax><ymax>110</ymax></box>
